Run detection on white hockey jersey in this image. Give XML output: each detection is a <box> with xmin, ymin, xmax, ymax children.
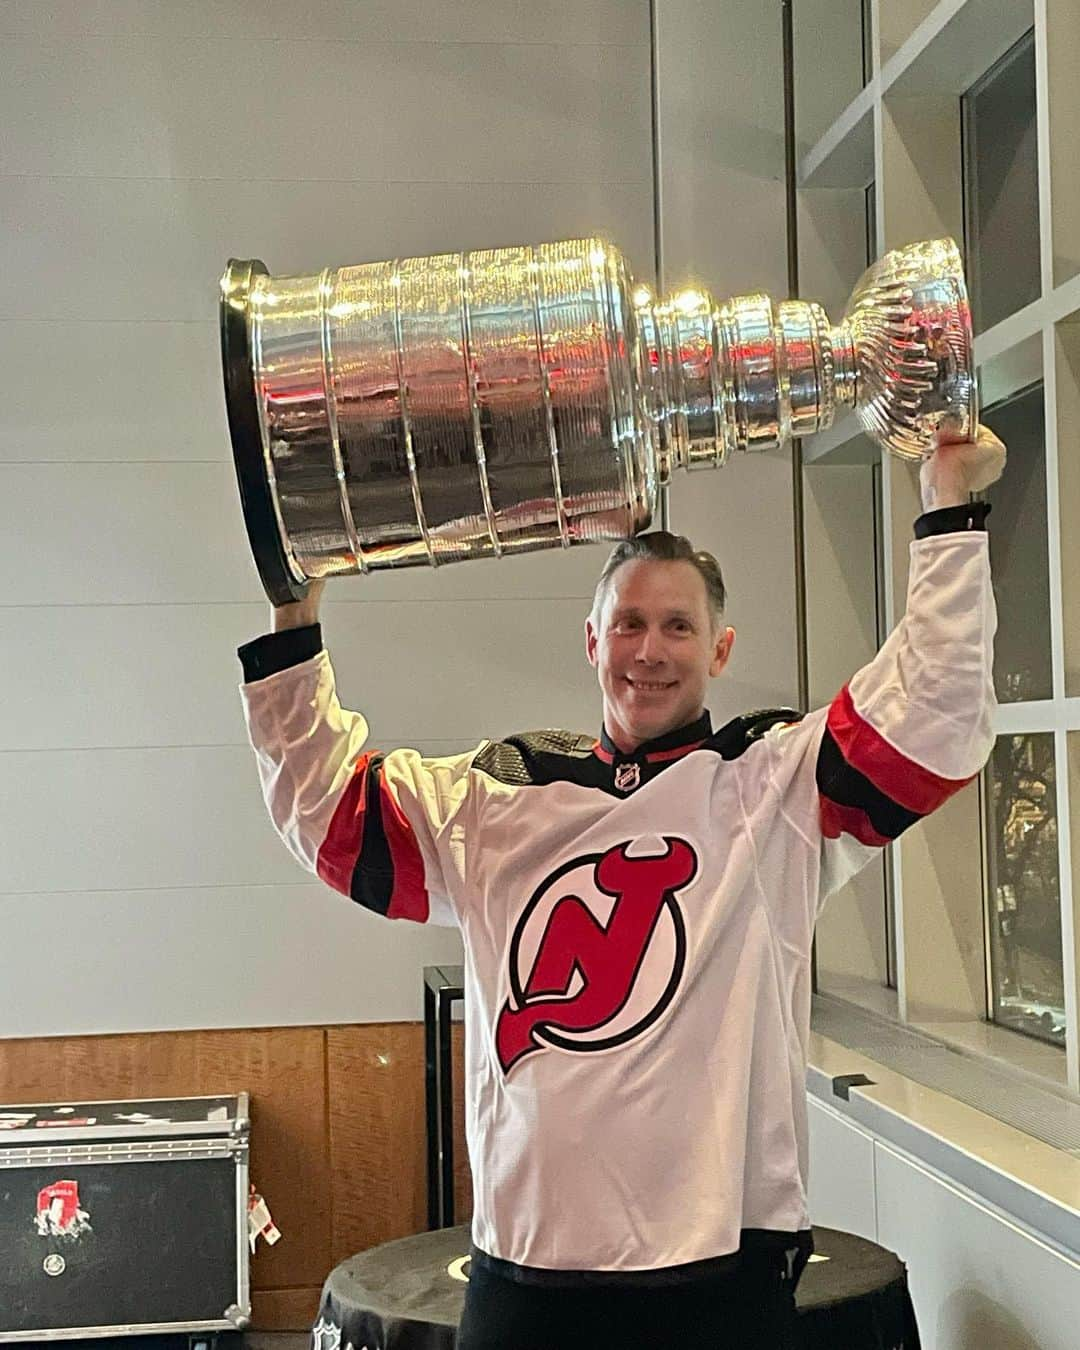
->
<box><xmin>238</xmin><ymin>523</ymin><xmax>996</xmax><ymax>1283</ymax></box>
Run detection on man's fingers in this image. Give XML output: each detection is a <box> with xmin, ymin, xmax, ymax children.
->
<box><xmin>968</xmin><ymin>424</ymin><xmax>1007</xmax><ymax>489</ymax></box>
<box><xmin>927</xmin><ymin>422</ymin><xmax>1007</xmax><ymax>492</ymax></box>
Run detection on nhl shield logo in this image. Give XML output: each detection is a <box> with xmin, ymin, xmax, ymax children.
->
<box><xmin>614</xmin><ymin>761</ymin><xmax>641</xmax><ymax>792</ymax></box>
<box><xmin>310</xmin><ymin>1320</ymin><xmax>342</xmax><ymax>1350</ymax></box>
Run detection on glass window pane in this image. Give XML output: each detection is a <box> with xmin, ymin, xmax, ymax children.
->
<box><xmin>872</xmin><ymin>460</ymin><xmax>897</xmax><ymax>990</ymax></box>
<box><xmin>861</xmin><ymin>0</ymin><xmax>873</xmax><ymax>86</ymax></box>
<box><xmin>865</xmin><ymin>180</ymin><xmax>876</xmax><ymax>266</ymax></box>
<box><xmin>806</xmin><ymin>465</ymin><xmax>893</xmax><ymax>1013</ymax></box>
<box><xmin>984</xmin><ymin>734</ymin><xmax>1066</xmax><ymax>1047</ymax></box>
<box><xmin>981</xmin><ymin>384</ymin><xmax>1053</xmax><ymax>704</ymax></box>
<box><xmin>962</xmin><ymin>30</ymin><xmax>1041</xmax><ymax>335</ymax></box>
<box><xmin>1056</xmin><ymin>316</ymin><xmax>1080</xmax><ymax>697</ymax></box>
<box><xmin>878</xmin><ymin>0</ymin><xmax>939</xmax><ymax>67</ymax></box>
<box><xmin>794</xmin><ymin>0</ymin><xmax>867</xmax><ymax>149</ymax></box>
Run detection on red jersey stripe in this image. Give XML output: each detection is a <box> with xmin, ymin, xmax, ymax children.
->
<box><xmin>827</xmin><ymin>684</ymin><xmax>972</xmax><ymax>814</ymax></box>
<box><xmin>378</xmin><ymin>778</ymin><xmax>431</xmax><ymax>923</ymax></box>
<box><xmin>592</xmin><ymin>739</ymin><xmax>705</xmax><ymax>765</ymax></box>
<box><xmin>647</xmin><ymin>740</ymin><xmax>706</xmax><ymax>763</ymax></box>
<box><xmin>316</xmin><ymin>751</ymin><xmax>375</xmax><ymax>896</ymax></box>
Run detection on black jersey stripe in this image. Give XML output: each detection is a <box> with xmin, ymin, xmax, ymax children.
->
<box><xmin>816</xmin><ymin>726</ymin><xmax>923</xmax><ymax>843</ymax></box>
<box><xmin>348</xmin><ymin>754</ymin><xmax>397</xmax><ymax>916</ymax></box>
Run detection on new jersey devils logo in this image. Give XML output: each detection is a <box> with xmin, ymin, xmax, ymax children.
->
<box><xmin>495</xmin><ymin>837</ymin><xmax>697</xmax><ymax>1074</ymax></box>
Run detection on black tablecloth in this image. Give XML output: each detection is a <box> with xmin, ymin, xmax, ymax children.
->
<box><xmin>312</xmin><ymin>1225</ymin><xmax>920</xmax><ymax>1349</ymax></box>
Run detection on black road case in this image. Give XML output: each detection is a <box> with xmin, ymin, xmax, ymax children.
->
<box><xmin>0</xmin><ymin>1094</ymin><xmax>250</xmax><ymax>1341</ymax></box>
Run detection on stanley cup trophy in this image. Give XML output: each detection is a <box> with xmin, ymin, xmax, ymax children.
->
<box><xmin>220</xmin><ymin>237</ymin><xmax>974</xmax><ymax>605</ymax></box>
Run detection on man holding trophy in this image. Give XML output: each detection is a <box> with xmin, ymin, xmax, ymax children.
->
<box><xmin>225</xmin><ymin>237</ymin><xmax>1004</xmax><ymax>1347</ymax></box>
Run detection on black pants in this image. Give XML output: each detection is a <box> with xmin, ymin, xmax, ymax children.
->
<box><xmin>456</xmin><ymin>1254</ymin><xmax>801</xmax><ymax>1350</ymax></box>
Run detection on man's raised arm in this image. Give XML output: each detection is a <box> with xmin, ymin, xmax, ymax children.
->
<box><xmin>742</xmin><ymin>424</ymin><xmax>1005</xmax><ymax>932</ymax></box>
<box><xmin>807</xmin><ymin>423</ymin><xmax>1006</xmax><ymax>899</ymax></box>
<box><xmin>236</xmin><ymin>578</ymin><xmax>472</xmax><ymax>928</ymax></box>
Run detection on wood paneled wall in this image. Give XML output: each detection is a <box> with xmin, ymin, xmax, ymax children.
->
<box><xmin>0</xmin><ymin>1022</ymin><xmax>469</xmax><ymax>1330</ymax></box>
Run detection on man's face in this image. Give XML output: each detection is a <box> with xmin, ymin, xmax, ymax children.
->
<box><xmin>585</xmin><ymin>559</ymin><xmax>735</xmax><ymax>753</ymax></box>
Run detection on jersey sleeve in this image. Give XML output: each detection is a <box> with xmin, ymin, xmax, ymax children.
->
<box><xmin>239</xmin><ymin>647</ymin><xmax>475</xmax><ymax>927</ymax></box>
<box><xmin>754</xmin><ymin>527</ymin><xmax>996</xmax><ymax>915</ymax></box>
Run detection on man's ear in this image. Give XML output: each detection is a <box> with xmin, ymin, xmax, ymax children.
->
<box><xmin>585</xmin><ymin>616</ymin><xmax>600</xmax><ymax>668</ymax></box>
<box><xmin>710</xmin><ymin>625</ymin><xmax>735</xmax><ymax>678</ymax></box>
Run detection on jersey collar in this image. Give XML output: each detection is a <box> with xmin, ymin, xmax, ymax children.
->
<box><xmin>594</xmin><ymin>711</ymin><xmax>713</xmax><ymax>765</ymax></box>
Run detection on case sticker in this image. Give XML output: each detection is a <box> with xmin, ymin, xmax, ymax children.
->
<box><xmin>247</xmin><ymin>1185</ymin><xmax>282</xmax><ymax>1253</ymax></box>
<box><xmin>34</xmin><ymin>1117</ymin><xmax>97</xmax><ymax>1128</ymax></box>
<box><xmin>35</xmin><ymin>1180</ymin><xmax>92</xmax><ymax>1240</ymax></box>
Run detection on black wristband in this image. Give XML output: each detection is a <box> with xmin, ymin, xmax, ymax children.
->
<box><xmin>238</xmin><ymin>623</ymin><xmax>322</xmax><ymax>683</ymax></box>
<box><xmin>913</xmin><ymin>501</ymin><xmax>991</xmax><ymax>539</ymax></box>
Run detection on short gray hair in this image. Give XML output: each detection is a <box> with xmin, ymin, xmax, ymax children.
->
<box><xmin>590</xmin><ymin>531</ymin><xmax>727</xmax><ymax>631</ymax></box>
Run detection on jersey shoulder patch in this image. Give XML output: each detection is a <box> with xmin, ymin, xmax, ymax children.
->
<box><xmin>473</xmin><ymin>730</ymin><xmax>598</xmax><ymax>787</ymax></box>
<box><xmin>709</xmin><ymin>707</ymin><xmax>805</xmax><ymax>760</ymax></box>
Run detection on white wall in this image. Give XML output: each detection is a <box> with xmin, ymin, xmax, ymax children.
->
<box><xmin>0</xmin><ymin>0</ymin><xmax>798</xmax><ymax>1037</ymax></box>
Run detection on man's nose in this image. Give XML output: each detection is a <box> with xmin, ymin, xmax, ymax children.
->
<box><xmin>634</xmin><ymin>628</ymin><xmax>667</xmax><ymax>664</ymax></box>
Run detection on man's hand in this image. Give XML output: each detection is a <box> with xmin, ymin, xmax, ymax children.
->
<box><xmin>271</xmin><ymin>577</ymin><xmax>326</xmax><ymax>633</ymax></box>
<box><xmin>919</xmin><ymin>423</ymin><xmax>1007</xmax><ymax>513</ymax></box>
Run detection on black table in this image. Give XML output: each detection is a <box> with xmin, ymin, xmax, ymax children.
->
<box><xmin>312</xmin><ymin>1223</ymin><xmax>921</xmax><ymax>1349</ymax></box>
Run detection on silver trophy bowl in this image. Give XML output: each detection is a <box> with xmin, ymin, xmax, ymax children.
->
<box><xmin>220</xmin><ymin>236</ymin><xmax>974</xmax><ymax>604</ymax></box>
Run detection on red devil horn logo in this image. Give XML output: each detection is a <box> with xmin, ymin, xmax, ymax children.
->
<box><xmin>495</xmin><ymin>838</ymin><xmax>696</xmax><ymax>1073</ymax></box>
